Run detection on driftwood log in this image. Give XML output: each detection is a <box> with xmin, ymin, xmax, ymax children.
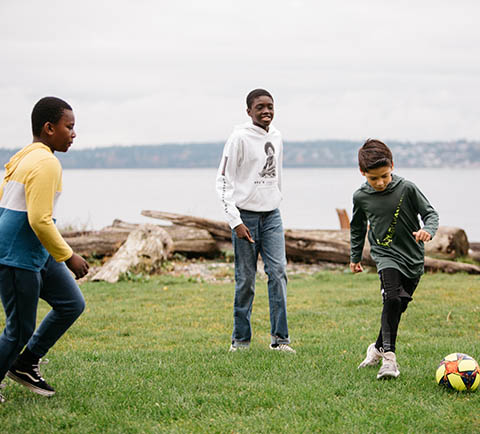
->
<box><xmin>63</xmin><ymin>219</ymin><xmax>220</xmax><ymax>258</ymax></box>
<box><xmin>92</xmin><ymin>224</ymin><xmax>173</xmax><ymax>283</ymax></box>
<box><xmin>141</xmin><ymin>211</ymin><xmax>480</xmax><ymax>274</ymax></box>
<box><xmin>141</xmin><ymin>210</ymin><xmax>231</xmax><ymax>240</ymax></box>
<box><xmin>424</xmin><ymin>227</ymin><xmax>469</xmax><ymax>259</ymax></box>
<box><xmin>283</xmin><ymin>229</ymin><xmax>374</xmax><ymax>265</ymax></box>
<box><xmin>63</xmin><ymin>228</ymin><xmax>129</xmax><ymax>257</ymax></box>
<box><xmin>424</xmin><ymin>257</ymin><xmax>480</xmax><ymax>274</ymax></box>
<box><xmin>469</xmin><ymin>243</ymin><xmax>480</xmax><ymax>263</ymax></box>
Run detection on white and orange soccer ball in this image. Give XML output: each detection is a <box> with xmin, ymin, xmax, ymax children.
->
<box><xmin>436</xmin><ymin>353</ymin><xmax>480</xmax><ymax>392</ymax></box>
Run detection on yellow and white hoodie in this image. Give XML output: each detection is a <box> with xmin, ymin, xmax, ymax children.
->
<box><xmin>216</xmin><ymin>122</ymin><xmax>283</xmax><ymax>229</ymax></box>
<box><xmin>0</xmin><ymin>143</ymin><xmax>72</xmax><ymax>271</ymax></box>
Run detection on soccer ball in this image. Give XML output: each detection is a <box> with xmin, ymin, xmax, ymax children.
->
<box><xmin>436</xmin><ymin>353</ymin><xmax>480</xmax><ymax>391</ymax></box>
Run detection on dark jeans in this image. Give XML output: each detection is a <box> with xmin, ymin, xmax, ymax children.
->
<box><xmin>0</xmin><ymin>255</ymin><xmax>85</xmax><ymax>381</ymax></box>
<box><xmin>375</xmin><ymin>268</ymin><xmax>420</xmax><ymax>353</ymax></box>
<box><xmin>231</xmin><ymin>208</ymin><xmax>290</xmax><ymax>347</ymax></box>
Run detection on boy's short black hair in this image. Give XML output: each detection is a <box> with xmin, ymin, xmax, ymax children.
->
<box><xmin>31</xmin><ymin>96</ymin><xmax>72</xmax><ymax>136</ymax></box>
<box><xmin>358</xmin><ymin>139</ymin><xmax>393</xmax><ymax>172</ymax></box>
<box><xmin>246</xmin><ymin>89</ymin><xmax>273</xmax><ymax>109</ymax></box>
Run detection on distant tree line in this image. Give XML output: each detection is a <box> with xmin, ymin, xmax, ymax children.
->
<box><xmin>0</xmin><ymin>140</ymin><xmax>478</xmax><ymax>169</ymax></box>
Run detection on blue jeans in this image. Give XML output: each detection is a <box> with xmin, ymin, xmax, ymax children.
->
<box><xmin>0</xmin><ymin>255</ymin><xmax>85</xmax><ymax>381</ymax></box>
<box><xmin>231</xmin><ymin>208</ymin><xmax>290</xmax><ymax>347</ymax></box>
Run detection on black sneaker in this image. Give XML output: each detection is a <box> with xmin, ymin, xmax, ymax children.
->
<box><xmin>7</xmin><ymin>360</ymin><xmax>55</xmax><ymax>396</ymax></box>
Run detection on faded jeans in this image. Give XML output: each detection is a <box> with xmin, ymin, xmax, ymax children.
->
<box><xmin>231</xmin><ymin>208</ymin><xmax>290</xmax><ymax>347</ymax></box>
<box><xmin>0</xmin><ymin>255</ymin><xmax>85</xmax><ymax>381</ymax></box>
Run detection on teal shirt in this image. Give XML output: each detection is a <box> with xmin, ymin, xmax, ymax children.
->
<box><xmin>350</xmin><ymin>174</ymin><xmax>439</xmax><ymax>279</ymax></box>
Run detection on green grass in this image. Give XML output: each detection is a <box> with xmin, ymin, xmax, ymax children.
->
<box><xmin>1</xmin><ymin>270</ymin><xmax>479</xmax><ymax>433</ymax></box>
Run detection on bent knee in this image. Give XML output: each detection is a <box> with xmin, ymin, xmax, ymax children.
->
<box><xmin>75</xmin><ymin>297</ymin><xmax>86</xmax><ymax>317</ymax></box>
<box><xmin>383</xmin><ymin>293</ymin><xmax>401</xmax><ymax>309</ymax></box>
<box><xmin>65</xmin><ymin>296</ymin><xmax>86</xmax><ymax>319</ymax></box>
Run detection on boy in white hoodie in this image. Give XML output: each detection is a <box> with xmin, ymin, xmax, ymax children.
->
<box><xmin>216</xmin><ymin>89</ymin><xmax>295</xmax><ymax>353</ymax></box>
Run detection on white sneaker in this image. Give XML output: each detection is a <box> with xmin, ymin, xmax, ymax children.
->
<box><xmin>358</xmin><ymin>343</ymin><xmax>382</xmax><ymax>368</ymax></box>
<box><xmin>377</xmin><ymin>351</ymin><xmax>400</xmax><ymax>379</ymax></box>
<box><xmin>269</xmin><ymin>344</ymin><xmax>296</xmax><ymax>354</ymax></box>
<box><xmin>0</xmin><ymin>383</ymin><xmax>6</xmax><ymax>403</ymax></box>
<box><xmin>229</xmin><ymin>344</ymin><xmax>249</xmax><ymax>352</ymax></box>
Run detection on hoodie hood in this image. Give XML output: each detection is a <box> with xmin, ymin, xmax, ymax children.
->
<box><xmin>234</xmin><ymin>121</ymin><xmax>278</xmax><ymax>136</ymax></box>
<box><xmin>360</xmin><ymin>173</ymin><xmax>404</xmax><ymax>195</ymax></box>
<box><xmin>3</xmin><ymin>142</ymin><xmax>51</xmax><ymax>183</ymax></box>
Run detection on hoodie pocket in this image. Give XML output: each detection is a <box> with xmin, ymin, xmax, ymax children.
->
<box><xmin>240</xmin><ymin>184</ymin><xmax>283</xmax><ymax>211</ymax></box>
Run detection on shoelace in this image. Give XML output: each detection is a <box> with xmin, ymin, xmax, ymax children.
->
<box><xmin>32</xmin><ymin>362</ymin><xmax>47</xmax><ymax>381</ymax></box>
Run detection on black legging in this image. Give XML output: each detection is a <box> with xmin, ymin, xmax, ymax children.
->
<box><xmin>374</xmin><ymin>268</ymin><xmax>420</xmax><ymax>353</ymax></box>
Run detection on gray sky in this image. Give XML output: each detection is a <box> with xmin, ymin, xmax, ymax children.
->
<box><xmin>1</xmin><ymin>0</ymin><xmax>479</xmax><ymax>149</ymax></box>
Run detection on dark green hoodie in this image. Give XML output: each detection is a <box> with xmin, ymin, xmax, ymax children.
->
<box><xmin>350</xmin><ymin>174</ymin><xmax>439</xmax><ymax>279</ymax></box>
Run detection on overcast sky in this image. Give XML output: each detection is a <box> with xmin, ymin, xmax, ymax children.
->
<box><xmin>1</xmin><ymin>0</ymin><xmax>479</xmax><ymax>149</ymax></box>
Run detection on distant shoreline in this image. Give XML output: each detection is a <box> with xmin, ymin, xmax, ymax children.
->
<box><xmin>1</xmin><ymin>140</ymin><xmax>479</xmax><ymax>169</ymax></box>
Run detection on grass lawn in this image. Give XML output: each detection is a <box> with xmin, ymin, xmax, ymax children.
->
<box><xmin>0</xmin><ymin>269</ymin><xmax>479</xmax><ymax>433</ymax></box>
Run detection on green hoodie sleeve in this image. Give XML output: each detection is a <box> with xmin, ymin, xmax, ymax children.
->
<box><xmin>350</xmin><ymin>193</ymin><xmax>368</xmax><ymax>263</ymax></box>
<box><xmin>411</xmin><ymin>183</ymin><xmax>439</xmax><ymax>238</ymax></box>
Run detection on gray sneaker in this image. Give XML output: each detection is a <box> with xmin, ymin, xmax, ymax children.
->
<box><xmin>229</xmin><ymin>344</ymin><xmax>249</xmax><ymax>352</ymax></box>
<box><xmin>358</xmin><ymin>343</ymin><xmax>382</xmax><ymax>368</ymax></box>
<box><xmin>269</xmin><ymin>344</ymin><xmax>296</xmax><ymax>354</ymax></box>
<box><xmin>377</xmin><ymin>351</ymin><xmax>400</xmax><ymax>379</ymax></box>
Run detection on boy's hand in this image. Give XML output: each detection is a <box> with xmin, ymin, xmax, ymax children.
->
<box><xmin>413</xmin><ymin>229</ymin><xmax>432</xmax><ymax>243</ymax></box>
<box><xmin>234</xmin><ymin>223</ymin><xmax>254</xmax><ymax>243</ymax></box>
<box><xmin>66</xmin><ymin>253</ymin><xmax>90</xmax><ymax>279</ymax></box>
<box><xmin>350</xmin><ymin>262</ymin><xmax>363</xmax><ymax>273</ymax></box>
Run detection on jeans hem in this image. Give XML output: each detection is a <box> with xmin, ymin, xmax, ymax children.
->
<box><xmin>271</xmin><ymin>335</ymin><xmax>290</xmax><ymax>345</ymax></box>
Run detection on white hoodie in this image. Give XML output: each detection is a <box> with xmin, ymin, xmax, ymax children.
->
<box><xmin>216</xmin><ymin>121</ymin><xmax>283</xmax><ymax>229</ymax></box>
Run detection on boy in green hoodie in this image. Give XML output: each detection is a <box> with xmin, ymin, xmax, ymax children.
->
<box><xmin>350</xmin><ymin>139</ymin><xmax>438</xmax><ymax>379</ymax></box>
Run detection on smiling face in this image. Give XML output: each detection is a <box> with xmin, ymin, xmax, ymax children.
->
<box><xmin>361</xmin><ymin>164</ymin><xmax>394</xmax><ymax>192</ymax></box>
<box><xmin>247</xmin><ymin>95</ymin><xmax>274</xmax><ymax>130</ymax></box>
<box><xmin>43</xmin><ymin>109</ymin><xmax>76</xmax><ymax>153</ymax></box>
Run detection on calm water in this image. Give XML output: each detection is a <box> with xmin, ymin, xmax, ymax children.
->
<box><xmin>53</xmin><ymin>168</ymin><xmax>480</xmax><ymax>241</ymax></box>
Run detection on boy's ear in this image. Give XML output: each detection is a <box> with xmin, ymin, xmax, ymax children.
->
<box><xmin>246</xmin><ymin>107</ymin><xmax>252</xmax><ymax>117</ymax></box>
<box><xmin>359</xmin><ymin>167</ymin><xmax>366</xmax><ymax>176</ymax></box>
<box><xmin>44</xmin><ymin>121</ymin><xmax>55</xmax><ymax>137</ymax></box>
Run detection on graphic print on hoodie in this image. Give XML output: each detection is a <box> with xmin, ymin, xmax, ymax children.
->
<box><xmin>216</xmin><ymin>122</ymin><xmax>283</xmax><ymax>229</ymax></box>
<box><xmin>350</xmin><ymin>174</ymin><xmax>439</xmax><ymax>279</ymax></box>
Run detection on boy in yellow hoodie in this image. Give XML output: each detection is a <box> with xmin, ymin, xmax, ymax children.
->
<box><xmin>0</xmin><ymin>97</ymin><xmax>89</xmax><ymax>402</ymax></box>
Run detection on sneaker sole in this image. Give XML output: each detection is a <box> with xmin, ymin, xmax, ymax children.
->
<box><xmin>269</xmin><ymin>345</ymin><xmax>296</xmax><ymax>354</ymax></box>
<box><xmin>358</xmin><ymin>360</ymin><xmax>382</xmax><ymax>369</ymax></box>
<box><xmin>7</xmin><ymin>371</ymin><xmax>55</xmax><ymax>397</ymax></box>
<box><xmin>376</xmin><ymin>370</ymin><xmax>400</xmax><ymax>380</ymax></box>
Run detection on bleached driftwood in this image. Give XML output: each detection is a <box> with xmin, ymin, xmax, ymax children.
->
<box><xmin>424</xmin><ymin>226</ymin><xmax>469</xmax><ymax>259</ymax></box>
<box><xmin>92</xmin><ymin>224</ymin><xmax>173</xmax><ymax>283</ymax></box>
<box><xmin>283</xmin><ymin>229</ymin><xmax>374</xmax><ymax>265</ymax></box>
<box><xmin>141</xmin><ymin>210</ymin><xmax>231</xmax><ymax>240</ymax></box>
<box><xmin>424</xmin><ymin>257</ymin><xmax>480</xmax><ymax>274</ymax></box>
<box><xmin>63</xmin><ymin>220</ymin><xmax>219</xmax><ymax>258</ymax></box>
<box><xmin>63</xmin><ymin>229</ymin><xmax>130</xmax><ymax>257</ymax></box>
<box><xmin>141</xmin><ymin>210</ymin><xmax>480</xmax><ymax>273</ymax></box>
